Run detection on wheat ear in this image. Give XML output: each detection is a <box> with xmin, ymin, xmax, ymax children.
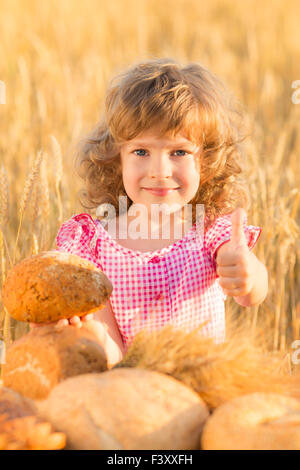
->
<box><xmin>0</xmin><ymin>165</ymin><xmax>12</xmax><ymax>268</ymax></box>
<box><xmin>13</xmin><ymin>151</ymin><xmax>44</xmax><ymax>265</ymax></box>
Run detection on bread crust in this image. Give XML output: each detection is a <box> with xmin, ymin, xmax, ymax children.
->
<box><xmin>201</xmin><ymin>392</ymin><xmax>300</xmax><ymax>450</ymax></box>
<box><xmin>36</xmin><ymin>368</ymin><xmax>210</xmax><ymax>450</ymax></box>
<box><xmin>0</xmin><ymin>387</ymin><xmax>66</xmax><ymax>450</ymax></box>
<box><xmin>2</xmin><ymin>251</ymin><xmax>113</xmax><ymax>323</ymax></box>
<box><xmin>2</xmin><ymin>325</ymin><xmax>108</xmax><ymax>399</ymax></box>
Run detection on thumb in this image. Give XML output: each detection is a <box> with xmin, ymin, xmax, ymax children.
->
<box><xmin>230</xmin><ymin>208</ymin><xmax>247</xmax><ymax>247</ymax></box>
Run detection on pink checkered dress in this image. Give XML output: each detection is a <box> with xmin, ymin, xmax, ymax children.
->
<box><xmin>55</xmin><ymin>212</ymin><xmax>262</xmax><ymax>349</ymax></box>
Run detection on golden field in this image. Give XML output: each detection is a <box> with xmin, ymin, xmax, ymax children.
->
<box><xmin>0</xmin><ymin>0</ymin><xmax>299</xmax><ymax>364</ymax></box>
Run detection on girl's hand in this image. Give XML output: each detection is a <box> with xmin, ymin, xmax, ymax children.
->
<box><xmin>30</xmin><ymin>313</ymin><xmax>94</xmax><ymax>330</ymax></box>
<box><xmin>215</xmin><ymin>208</ymin><xmax>256</xmax><ymax>298</ymax></box>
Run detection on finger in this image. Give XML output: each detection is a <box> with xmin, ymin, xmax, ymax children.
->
<box><xmin>218</xmin><ymin>277</ymin><xmax>242</xmax><ymax>290</ymax></box>
<box><xmin>81</xmin><ymin>314</ymin><xmax>94</xmax><ymax>322</ymax></box>
<box><xmin>216</xmin><ymin>265</ymin><xmax>238</xmax><ymax>278</ymax></box>
<box><xmin>54</xmin><ymin>318</ymin><xmax>69</xmax><ymax>329</ymax></box>
<box><xmin>222</xmin><ymin>279</ymin><xmax>252</xmax><ymax>297</ymax></box>
<box><xmin>222</xmin><ymin>286</ymin><xmax>245</xmax><ymax>297</ymax></box>
<box><xmin>216</xmin><ymin>247</ymin><xmax>248</xmax><ymax>267</ymax></box>
<box><xmin>69</xmin><ymin>316</ymin><xmax>82</xmax><ymax>328</ymax></box>
<box><xmin>231</xmin><ymin>208</ymin><xmax>247</xmax><ymax>246</ymax></box>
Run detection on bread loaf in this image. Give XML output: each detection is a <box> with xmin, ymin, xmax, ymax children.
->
<box><xmin>2</xmin><ymin>325</ymin><xmax>108</xmax><ymax>399</ymax></box>
<box><xmin>36</xmin><ymin>368</ymin><xmax>210</xmax><ymax>450</ymax></box>
<box><xmin>1</xmin><ymin>250</ymin><xmax>112</xmax><ymax>323</ymax></box>
<box><xmin>201</xmin><ymin>392</ymin><xmax>300</xmax><ymax>450</ymax></box>
<box><xmin>0</xmin><ymin>387</ymin><xmax>66</xmax><ymax>450</ymax></box>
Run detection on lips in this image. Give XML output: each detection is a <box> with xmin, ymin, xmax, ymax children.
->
<box><xmin>143</xmin><ymin>188</ymin><xmax>179</xmax><ymax>196</ymax></box>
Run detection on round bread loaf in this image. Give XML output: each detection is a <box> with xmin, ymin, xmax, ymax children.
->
<box><xmin>201</xmin><ymin>392</ymin><xmax>300</xmax><ymax>450</ymax></box>
<box><xmin>2</xmin><ymin>325</ymin><xmax>108</xmax><ymax>399</ymax></box>
<box><xmin>0</xmin><ymin>387</ymin><xmax>66</xmax><ymax>450</ymax></box>
<box><xmin>36</xmin><ymin>368</ymin><xmax>210</xmax><ymax>450</ymax></box>
<box><xmin>1</xmin><ymin>250</ymin><xmax>113</xmax><ymax>323</ymax></box>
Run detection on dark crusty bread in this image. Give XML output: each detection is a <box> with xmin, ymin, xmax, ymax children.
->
<box><xmin>0</xmin><ymin>386</ymin><xmax>66</xmax><ymax>450</ymax></box>
<box><xmin>2</xmin><ymin>324</ymin><xmax>108</xmax><ymax>399</ymax></box>
<box><xmin>2</xmin><ymin>250</ymin><xmax>113</xmax><ymax>323</ymax></box>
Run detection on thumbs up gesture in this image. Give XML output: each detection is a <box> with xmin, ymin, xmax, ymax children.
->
<box><xmin>215</xmin><ymin>208</ymin><xmax>256</xmax><ymax>298</ymax></box>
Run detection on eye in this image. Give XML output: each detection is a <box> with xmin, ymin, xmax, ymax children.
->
<box><xmin>132</xmin><ymin>149</ymin><xmax>190</xmax><ymax>157</ymax></box>
<box><xmin>133</xmin><ymin>149</ymin><xmax>148</xmax><ymax>156</ymax></box>
<box><xmin>173</xmin><ymin>150</ymin><xmax>189</xmax><ymax>156</ymax></box>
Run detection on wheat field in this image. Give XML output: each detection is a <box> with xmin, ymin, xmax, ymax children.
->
<box><xmin>0</xmin><ymin>0</ymin><xmax>299</xmax><ymax>368</ymax></box>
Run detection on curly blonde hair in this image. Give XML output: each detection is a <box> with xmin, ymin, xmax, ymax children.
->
<box><xmin>75</xmin><ymin>57</ymin><xmax>250</xmax><ymax>228</ymax></box>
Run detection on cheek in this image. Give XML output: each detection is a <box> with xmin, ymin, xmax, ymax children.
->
<box><xmin>181</xmin><ymin>165</ymin><xmax>200</xmax><ymax>189</ymax></box>
<box><xmin>122</xmin><ymin>162</ymin><xmax>137</xmax><ymax>182</ymax></box>
<box><xmin>122</xmin><ymin>165</ymin><xmax>142</xmax><ymax>196</ymax></box>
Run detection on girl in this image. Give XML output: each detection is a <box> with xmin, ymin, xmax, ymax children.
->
<box><xmin>32</xmin><ymin>58</ymin><xmax>268</xmax><ymax>366</ymax></box>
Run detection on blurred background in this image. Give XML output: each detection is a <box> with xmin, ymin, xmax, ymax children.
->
<box><xmin>0</xmin><ymin>0</ymin><xmax>299</xmax><ymax>356</ymax></box>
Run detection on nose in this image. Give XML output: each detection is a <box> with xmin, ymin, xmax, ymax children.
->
<box><xmin>148</xmin><ymin>153</ymin><xmax>173</xmax><ymax>179</ymax></box>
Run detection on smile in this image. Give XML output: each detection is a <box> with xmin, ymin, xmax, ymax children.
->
<box><xmin>143</xmin><ymin>188</ymin><xmax>179</xmax><ymax>196</ymax></box>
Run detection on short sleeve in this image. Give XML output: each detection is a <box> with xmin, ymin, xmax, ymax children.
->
<box><xmin>205</xmin><ymin>213</ymin><xmax>262</xmax><ymax>271</ymax></box>
<box><xmin>55</xmin><ymin>212</ymin><xmax>103</xmax><ymax>270</ymax></box>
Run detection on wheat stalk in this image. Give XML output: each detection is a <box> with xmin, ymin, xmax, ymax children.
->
<box><xmin>0</xmin><ymin>227</ymin><xmax>12</xmax><ymax>271</ymax></box>
<box><xmin>26</xmin><ymin>156</ymin><xmax>51</xmax><ymax>253</ymax></box>
<box><xmin>31</xmin><ymin>232</ymin><xmax>39</xmax><ymax>255</ymax></box>
<box><xmin>40</xmin><ymin>156</ymin><xmax>50</xmax><ymax>250</ymax></box>
<box><xmin>29</xmin><ymin>184</ymin><xmax>41</xmax><ymax>235</ymax></box>
<box><xmin>0</xmin><ymin>166</ymin><xmax>12</xmax><ymax>268</ymax></box>
<box><xmin>0</xmin><ymin>165</ymin><xmax>9</xmax><ymax>227</ymax></box>
<box><xmin>19</xmin><ymin>151</ymin><xmax>44</xmax><ymax>217</ymax></box>
<box><xmin>50</xmin><ymin>135</ymin><xmax>63</xmax><ymax>227</ymax></box>
<box><xmin>13</xmin><ymin>151</ymin><xmax>44</xmax><ymax>265</ymax></box>
<box><xmin>28</xmin><ymin>183</ymin><xmax>41</xmax><ymax>255</ymax></box>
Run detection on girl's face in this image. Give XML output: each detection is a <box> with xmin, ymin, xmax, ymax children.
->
<box><xmin>119</xmin><ymin>126</ymin><xmax>202</xmax><ymax>222</ymax></box>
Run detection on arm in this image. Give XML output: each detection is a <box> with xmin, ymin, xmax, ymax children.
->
<box><xmin>30</xmin><ymin>301</ymin><xmax>126</xmax><ymax>368</ymax></box>
<box><xmin>92</xmin><ymin>300</ymin><xmax>127</xmax><ymax>367</ymax></box>
<box><xmin>53</xmin><ymin>241</ymin><xmax>126</xmax><ymax>364</ymax></box>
